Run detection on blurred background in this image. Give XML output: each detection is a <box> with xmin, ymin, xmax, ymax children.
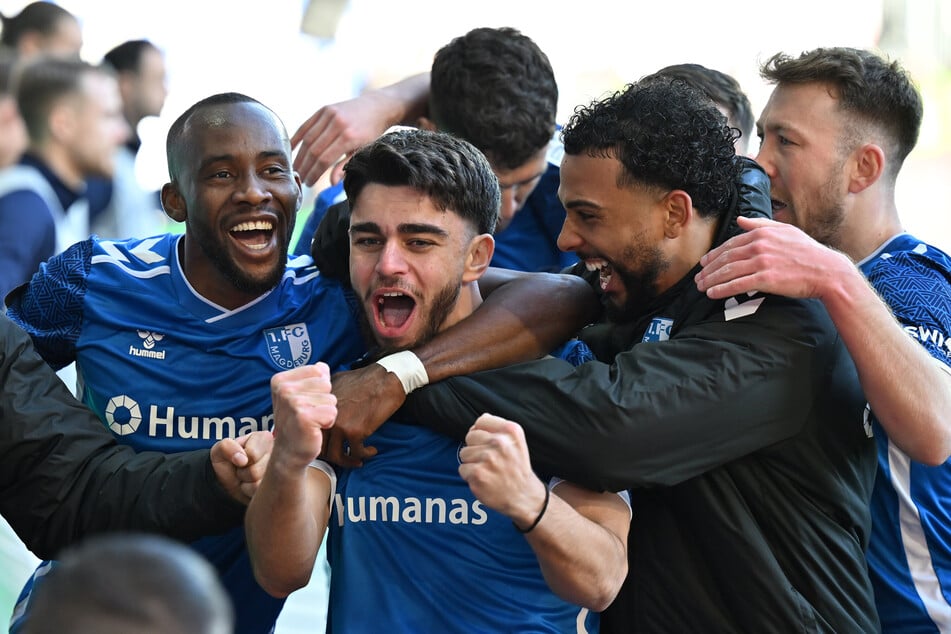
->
<box><xmin>2</xmin><ymin>0</ymin><xmax>948</xmax><ymax>249</ymax></box>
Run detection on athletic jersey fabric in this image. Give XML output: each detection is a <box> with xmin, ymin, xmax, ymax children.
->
<box><xmin>6</xmin><ymin>233</ymin><xmax>365</xmax><ymax>634</ymax></box>
<box><xmin>326</xmin><ymin>340</ymin><xmax>622</xmax><ymax>633</ymax></box>
<box><xmin>859</xmin><ymin>233</ymin><xmax>951</xmax><ymax>632</ymax></box>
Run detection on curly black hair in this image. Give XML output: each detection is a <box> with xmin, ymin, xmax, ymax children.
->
<box><xmin>429</xmin><ymin>27</ymin><xmax>557</xmax><ymax>171</ymax></box>
<box><xmin>343</xmin><ymin>128</ymin><xmax>500</xmax><ymax>236</ymax></box>
<box><xmin>562</xmin><ymin>77</ymin><xmax>740</xmax><ymax>218</ymax></box>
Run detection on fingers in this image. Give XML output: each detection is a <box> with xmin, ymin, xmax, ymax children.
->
<box><xmin>213</xmin><ymin>437</ymin><xmax>249</xmax><ymax>468</ymax></box>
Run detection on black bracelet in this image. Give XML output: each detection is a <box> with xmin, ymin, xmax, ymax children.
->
<box><xmin>514</xmin><ymin>484</ymin><xmax>550</xmax><ymax>534</ymax></box>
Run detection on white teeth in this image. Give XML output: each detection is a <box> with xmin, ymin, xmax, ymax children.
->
<box><xmin>382</xmin><ymin>292</ymin><xmax>404</xmax><ymax>297</ymax></box>
<box><xmin>231</xmin><ymin>220</ymin><xmax>273</xmax><ymax>232</ymax></box>
<box><xmin>584</xmin><ymin>259</ymin><xmax>608</xmax><ymax>272</ymax></box>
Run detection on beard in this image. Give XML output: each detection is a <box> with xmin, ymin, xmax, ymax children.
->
<box><xmin>190</xmin><ymin>216</ymin><xmax>288</xmax><ymax>297</ymax></box>
<box><xmin>603</xmin><ymin>243</ymin><xmax>668</xmax><ymax>324</ymax></box>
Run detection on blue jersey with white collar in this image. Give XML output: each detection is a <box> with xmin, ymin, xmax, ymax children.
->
<box><xmin>6</xmin><ymin>233</ymin><xmax>365</xmax><ymax>634</ymax></box>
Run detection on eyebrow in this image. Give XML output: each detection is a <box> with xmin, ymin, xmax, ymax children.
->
<box><xmin>197</xmin><ymin>150</ymin><xmax>287</xmax><ymax>171</ymax></box>
<box><xmin>350</xmin><ymin>221</ymin><xmax>449</xmax><ymax>237</ymax></box>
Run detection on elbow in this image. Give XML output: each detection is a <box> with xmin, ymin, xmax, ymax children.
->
<box><xmin>252</xmin><ymin>566</ymin><xmax>310</xmax><ymax>599</ymax></box>
<box><xmin>585</xmin><ymin>560</ymin><xmax>628</xmax><ymax>613</ymax></box>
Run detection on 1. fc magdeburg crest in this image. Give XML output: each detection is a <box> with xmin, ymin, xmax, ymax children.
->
<box><xmin>264</xmin><ymin>323</ymin><xmax>313</xmax><ymax>369</ymax></box>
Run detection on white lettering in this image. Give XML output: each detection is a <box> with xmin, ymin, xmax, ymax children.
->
<box><xmin>149</xmin><ymin>405</ymin><xmax>175</xmax><ymax>438</ymax></box>
<box><xmin>334</xmin><ymin>495</ymin><xmax>486</xmax><ymax>526</ymax></box>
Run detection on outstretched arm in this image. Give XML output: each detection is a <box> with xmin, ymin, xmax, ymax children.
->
<box><xmin>696</xmin><ymin>215</ymin><xmax>951</xmax><ymax>464</ymax></box>
<box><xmin>0</xmin><ymin>314</ymin><xmax>245</xmax><ymax>559</ymax></box>
<box><xmin>460</xmin><ymin>414</ymin><xmax>629</xmax><ymax>611</ymax></box>
<box><xmin>246</xmin><ymin>364</ymin><xmax>336</xmax><ymax>597</ymax></box>
<box><xmin>325</xmin><ymin>270</ymin><xmax>600</xmax><ymax>466</ymax></box>
<box><xmin>292</xmin><ymin>72</ymin><xmax>431</xmax><ymax>186</ymax></box>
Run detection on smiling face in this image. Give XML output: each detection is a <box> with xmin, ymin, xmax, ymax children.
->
<box><xmin>162</xmin><ymin>101</ymin><xmax>302</xmax><ymax>309</ymax></box>
<box><xmin>755</xmin><ymin>82</ymin><xmax>851</xmax><ymax>248</ymax></box>
<box><xmin>349</xmin><ymin>183</ymin><xmax>489</xmax><ymax>353</ymax></box>
<box><xmin>557</xmin><ymin>152</ymin><xmax>673</xmax><ymax>321</ymax></box>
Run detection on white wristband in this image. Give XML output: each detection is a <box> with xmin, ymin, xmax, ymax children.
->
<box><xmin>376</xmin><ymin>350</ymin><xmax>429</xmax><ymax>395</ymax></box>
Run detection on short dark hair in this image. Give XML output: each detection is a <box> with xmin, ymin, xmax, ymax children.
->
<box><xmin>0</xmin><ymin>1</ymin><xmax>76</xmax><ymax>48</ymax></box>
<box><xmin>429</xmin><ymin>26</ymin><xmax>557</xmax><ymax>171</ymax></box>
<box><xmin>645</xmin><ymin>63</ymin><xmax>754</xmax><ymax>145</ymax></box>
<box><xmin>165</xmin><ymin>92</ymin><xmax>270</xmax><ymax>180</ymax></box>
<box><xmin>13</xmin><ymin>57</ymin><xmax>112</xmax><ymax>142</ymax></box>
<box><xmin>103</xmin><ymin>39</ymin><xmax>160</xmax><ymax>74</ymax></box>
<box><xmin>562</xmin><ymin>76</ymin><xmax>741</xmax><ymax>218</ymax></box>
<box><xmin>343</xmin><ymin>128</ymin><xmax>500</xmax><ymax>235</ymax></box>
<box><xmin>761</xmin><ymin>47</ymin><xmax>922</xmax><ymax>173</ymax></box>
<box><xmin>23</xmin><ymin>533</ymin><xmax>233</xmax><ymax>634</ymax></box>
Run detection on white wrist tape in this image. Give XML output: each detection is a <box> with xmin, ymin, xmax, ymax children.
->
<box><xmin>376</xmin><ymin>350</ymin><xmax>429</xmax><ymax>395</ymax></box>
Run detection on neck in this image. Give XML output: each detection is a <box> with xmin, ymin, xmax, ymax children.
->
<box><xmin>836</xmin><ymin>185</ymin><xmax>902</xmax><ymax>261</ymax></box>
<box><xmin>439</xmin><ymin>280</ymin><xmax>483</xmax><ymax>331</ymax></box>
<box><xmin>661</xmin><ymin>217</ymin><xmax>718</xmax><ymax>292</ymax></box>
<box><xmin>33</xmin><ymin>143</ymin><xmax>84</xmax><ymax>189</ymax></box>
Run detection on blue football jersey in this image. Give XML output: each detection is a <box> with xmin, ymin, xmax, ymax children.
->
<box><xmin>859</xmin><ymin>233</ymin><xmax>951</xmax><ymax>631</ymax></box>
<box><xmin>326</xmin><ymin>342</ymin><xmax>604</xmax><ymax>633</ymax></box>
<box><xmin>7</xmin><ymin>233</ymin><xmax>366</xmax><ymax>634</ymax></box>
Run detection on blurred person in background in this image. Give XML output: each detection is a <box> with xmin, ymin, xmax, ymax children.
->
<box><xmin>0</xmin><ymin>1</ymin><xmax>81</xmax><ymax>61</ymax></box>
<box><xmin>0</xmin><ymin>56</ymin><xmax>127</xmax><ymax>301</ymax></box>
<box><xmin>90</xmin><ymin>38</ymin><xmax>169</xmax><ymax>239</ymax></box>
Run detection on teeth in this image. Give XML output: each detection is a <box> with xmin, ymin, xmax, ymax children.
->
<box><xmin>584</xmin><ymin>258</ymin><xmax>608</xmax><ymax>272</ymax></box>
<box><xmin>231</xmin><ymin>220</ymin><xmax>273</xmax><ymax>232</ymax></box>
<box><xmin>382</xmin><ymin>292</ymin><xmax>404</xmax><ymax>297</ymax></box>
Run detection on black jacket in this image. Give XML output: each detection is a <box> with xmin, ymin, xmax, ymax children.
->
<box><xmin>405</xmin><ymin>160</ymin><xmax>879</xmax><ymax>633</ymax></box>
<box><xmin>0</xmin><ymin>313</ymin><xmax>244</xmax><ymax>559</ymax></box>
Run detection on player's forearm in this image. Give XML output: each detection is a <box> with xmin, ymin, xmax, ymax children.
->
<box><xmin>522</xmin><ymin>487</ymin><xmax>628</xmax><ymax>612</ymax></box>
<box><xmin>415</xmin><ymin>271</ymin><xmax>598</xmax><ymax>382</ymax></box>
<box><xmin>246</xmin><ymin>464</ymin><xmax>327</xmax><ymax>597</ymax></box>
<box><xmin>821</xmin><ymin>264</ymin><xmax>951</xmax><ymax>464</ymax></box>
<box><xmin>369</xmin><ymin>72</ymin><xmax>430</xmax><ymax>126</ymax></box>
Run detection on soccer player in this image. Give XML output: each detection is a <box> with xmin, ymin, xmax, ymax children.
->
<box><xmin>247</xmin><ymin>129</ymin><xmax>631</xmax><ymax>632</ymax></box>
<box><xmin>696</xmin><ymin>47</ymin><xmax>951</xmax><ymax>631</ymax></box>
<box><xmin>6</xmin><ymin>93</ymin><xmax>596</xmax><ymax>633</ymax></box>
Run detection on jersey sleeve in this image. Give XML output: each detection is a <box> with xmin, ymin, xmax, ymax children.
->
<box><xmin>4</xmin><ymin>239</ymin><xmax>94</xmax><ymax>370</ymax></box>
<box><xmin>405</xmin><ymin>296</ymin><xmax>836</xmax><ymax>492</ymax></box>
<box><xmin>0</xmin><ymin>313</ymin><xmax>244</xmax><ymax>559</ymax></box>
<box><xmin>0</xmin><ymin>190</ymin><xmax>56</xmax><ymax>300</ymax></box>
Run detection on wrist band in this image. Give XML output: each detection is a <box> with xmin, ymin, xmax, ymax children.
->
<box><xmin>376</xmin><ymin>350</ymin><xmax>429</xmax><ymax>395</ymax></box>
<box><xmin>515</xmin><ymin>485</ymin><xmax>550</xmax><ymax>534</ymax></box>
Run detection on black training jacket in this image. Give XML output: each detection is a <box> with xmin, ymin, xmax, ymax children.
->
<box><xmin>405</xmin><ymin>160</ymin><xmax>880</xmax><ymax>633</ymax></box>
<box><xmin>0</xmin><ymin>313</ymin><xmax>245</xmax><ymax>560</ymax></box>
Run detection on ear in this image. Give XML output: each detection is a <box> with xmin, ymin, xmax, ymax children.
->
<box><xmin>416</xmin><ymin>116</ymin><xmax>437</xmax><ymax>132</ymax></box>
<box><xmin>47</xmin><ymin>101</ymin><xmax>76</xmax><ymax>144</ymax></box>
<box><xmin>662</xmin><ymin>189</ymin><xmax>692</xmax><ymax>239</ymax></box>
<box><xmin>462</xmin><ymin>233</ymin><xmax>495</xmax><ymax>283</ymax></box>
<box><xmin>161</xmin><ymin>182</ymin><xmax>186</xmax><ymax>222</ymax></box>
<box><xmin>848</xmin><ymin>143</ymin><xmax>885</xmax><ymax>194</ymax></box>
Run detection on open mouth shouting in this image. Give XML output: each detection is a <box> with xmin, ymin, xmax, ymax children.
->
<box><xmin>371</xmin><ymin>289</ymin><xmax>418</xmax><ymax>341</ymax></box>
<box><xmin>584</xmin><ymin>257</ymin><xmax>616</xmax><ymax>293</ymax></box>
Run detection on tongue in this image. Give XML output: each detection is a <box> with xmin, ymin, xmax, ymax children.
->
<box><xmin>381</xmin><ymin>296</ymin><xmax>414</xmax><ymax>328</ymax></box>
<box><xmin>233</xmin><ymin>229</ymin><xmax>270</xmax><ymax>247</ymax></box>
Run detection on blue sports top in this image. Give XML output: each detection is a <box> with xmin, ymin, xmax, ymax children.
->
<box><xmin>6</xmin><ymin>233</ymin><xmax>365</xmax><ymax>634</ymax></box>
<box><xmin>859</xmin><ymin>233</ymin><xmax>951</xmax><ymax>632</ymax></box>
<box><xmin>325</xmin><ymin>341</ymin><xmax>625</xmax><ymax>633</ymax></box>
